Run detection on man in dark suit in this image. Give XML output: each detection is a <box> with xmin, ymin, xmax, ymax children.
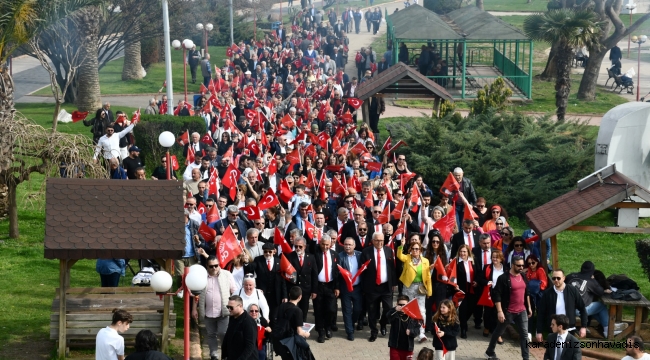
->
<box><xmin>409</xmin><ymin>191</ymin><xmax>434</xmax><ymax>235</ymax></box>
<box><xmin>536</xmin><ymin>269</ymin><xmax>588</xmax><ymax>342</ymax></box>
<box><xmin>313</xmin><ymin>235</ymin><xmax>340</xmax><ymax>342</ymax></box>
<box><xmin>327</xmin><ymin>207</ymin><xmax>350</xmax><ymax>232</ymax></box>
<box><xmin>450</xmin><ymin>219</ymin><xmax>480</xmax><ymax>258</ymax></box>
<box><xmin>543</xmin><ymin>314</ymin><xmax>582</xmax><ymax>360</ymax></box>
<box><xmin>472</xmin><ymin>233</ymin><xmax>494</xmax><ymax>334</ymax></box>
<box><xmin>338</xmin><ymin>237</ymin><xmax>364</xmax><ymax>341</ymax></box>
<box><xmin>213</xmin><ymin>205</ymin><xmax>249</xmax><ymax>238</ymax></box>
<box><xmin>251</xmin><ymin>243</ymin><xmax>287</xmax><ymax>323</ymax></box>
<box><xmin>373</xmin><ymin>187</ymin><xmax>395</xmax><ymax>212</ymax></box>
<box><xmin>341</xmin><ymin>208</ymin><xmax>374</xmax><ymax>252</ymax></box>
<box><xmin>184</xmin><ymin>132</ymin><xmax>208</xmax><ymax>159</ymax></box>
<box><xmin>453</xmin><ymin>167</ymin><xmax>477</xmax><ymax>230</ymax></box>
<box><xmin>286</xmin><ymin>237</ymin><xmax>319</xmax><ymax>321</ymax></box>
<box><xmin>276</xmin><ymin>24</ymin><xmax>287</xmax><ymax>43</ymax></box>
<box><xmin>307</xmin><ymin>212</ymin><xmax>333</xmax><ymax>255</ymax></box>
<box><xmin>360</xmin><ymin>232</ymin><xmax>397</xmax><ymax>342</ymax></box>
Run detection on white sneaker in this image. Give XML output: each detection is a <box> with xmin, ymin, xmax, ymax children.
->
<box><xmin>527</xmin><ymin>333</ymin><xmax>532</xmax><ymax>342</ymax></box>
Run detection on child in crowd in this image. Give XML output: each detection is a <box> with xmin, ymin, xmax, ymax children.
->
<box><xmin>432</xmin><ymin>299</ymin><xmax>460</xmax><ymax>360</ymax></box>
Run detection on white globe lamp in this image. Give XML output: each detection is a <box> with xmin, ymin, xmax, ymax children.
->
<box><xmin>158</xmin><ymin>131</ymin><xmax>175</xmax><ymax>148</ymax></box>
<box><xmin>150</xmin><ymin>271</ymin><xmax>173</xmax><ymax>293</ymax></box>
<box><xmin>171</xmin><ymin>39</ymin><xmax>181</xmax><ymax>50</ymax></box>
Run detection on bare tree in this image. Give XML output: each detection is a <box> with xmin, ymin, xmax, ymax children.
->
<box><xmin>577</xmin><ymin>0</ymin><xmax>650</xmax><ymax>100</ymax></box>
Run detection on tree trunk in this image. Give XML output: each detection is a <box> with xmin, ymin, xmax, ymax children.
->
<box><xmin>555</xmin><ymin>44</ymin><xmax>573</xmax><ymax>122</ymax></box>
<box><xmin>539</xmin><ymin>43</ymin><xmax>560</xmax><ymax>80</ymax></box>
<box><xmin>7</xmin><ymin>180</ymin><xmax>18</xmax><ymax>238</ymax></box>
<box><xmin>75</xmin><ymin>6</ymin><xmax>102</xmax><ymax>112</ymax></box>
<box><xmin>0</xmin><ymin>183</ymin><xmax>8</xmax><ymax>220</ymax></box>
<box><xmin>0</xmin><ymin>69</ymin><xmax>16</xmax><ymax>174</ymax></box>
<box><xmin>476</xmin><ymin>0</ymin><xmax>484</xmax><ymax>10</ymax></box>
<box><xmin>52</xmin><ymin>101</ymin><xmax>62</xmax><ymax>132</ymax></box>
<box><xmin>122</xmin><ymin>23</ymin><xmax>143</xmax><ymax>80</ymax></box>
<box><xmin>576</xmin><ymin>48</ymin><xmax>608</xmax><ymax>101</ymax></box>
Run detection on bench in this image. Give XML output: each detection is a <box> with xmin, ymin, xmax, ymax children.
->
<box><xmin>601</xmin><ymin>293</ymin><xmax>650</xmax><ymax>340</ymax></box>
<box><xmin>50</xmin><ymin>287</ymin><xmax>175</xmax><ymax>353</ymax></box>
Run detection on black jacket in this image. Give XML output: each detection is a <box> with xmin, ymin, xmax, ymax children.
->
<box><xmin>491</xmin><ymin>271</ymin><xmax>530</xmax><ymax>314</ymax></box>
<box><xmin>251</xmin><ymin>255</ymin><xmax>287</xmax><ymax>305</ymax></box>
<box><xmin>432</xmin><ymin>317</ymin><xmax>460</xmax><ymax>351</ymax></box>
<box><xmin>222</xmin><ymin>311</ymin><xmax>258</xmax><ymax>360</ymax></box>
<box><xmin>536</xmin><ymin>285</ymin><xmax>587</xmax><ymax>334</ymax></box>
<box><xmin>455</xmin><ymin>177</ymin><xmax>477</xmax><ymax>207</ymax></box>
<box><xmin>450</xmin><ymin>230</ymin><xmax>480</xmax><ymax>259</ymax></box>
<box><xmin>387</xmin><ymin>307</ymin><xmax>420</xmax><ymax>351</ymax></box>
<box><xmin>286</xmin><ymin>252</ymin><xmax>319</xmax><ymax>295</ymax></box>
<box><xmin>314</xmin><ymin>249</ymin><xmax>340</xmax><ymax>291</ymax></box>
<box><xmin>543</xmin><ymin>332</ymin><xmax>582</xmax><ymax>360</ymax></box>
<box><xmin>360</xmin><ymin>245</ymin><xmax>397</xmax><ymax>294</ymax></box>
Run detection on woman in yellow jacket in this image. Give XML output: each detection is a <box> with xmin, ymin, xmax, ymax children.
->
<box><xmin>396</xmin><ymin>235</ymin><xmax>432</xmax><ymax>343</ymax></box>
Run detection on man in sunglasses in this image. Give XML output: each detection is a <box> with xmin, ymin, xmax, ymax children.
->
<box><xmin>536</xmin><ymin>269</ymin><xmax>588</xmax><ymax>342</ymax></box>
<box><xmin>485</xmin><ymin>256</ymin><xmax>532</xmax><ymax>360</ymax></box>
<box><xmin>286</xmin><ymin>237</ymin><xmax>319</xmax><ymax>322</ymax></box>
<box><xmin>222</xmin><ymin>295</ymin><xmax>258</xmax><ymax>360</ymax></box>
<box><xmin>314</xmin><ymin>236</ymin><xmax>340</xmax><ymax>343</ymax></box>
<box><xmin>251</xmin><ymin>243</ymin><xmax>287</xmax><ymax>322</ymax></box>
<box><xmin>192</xmin><ymin>256</ymin><xmax>237</xmax><ymax>360</ymax></box>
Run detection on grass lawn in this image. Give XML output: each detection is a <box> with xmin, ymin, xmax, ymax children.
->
<box><xmin>483</xmin><ymin>0</ymin><xmax>549</xmax><ymax>12</ymax></box>
<box><xmin>14</xmin><ymin>103</ymin><xmax>140</xmax><ymax>136</ymax></box>
<box><xmin>34</xmin><ymin>46</ymin><xmax>227</xmax><ymax>96</ymax></box>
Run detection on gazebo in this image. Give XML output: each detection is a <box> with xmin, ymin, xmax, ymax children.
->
<box><xmin>386</xmin><ymin>5</ymin><xmax>533</xmax><ymax>99</ymax></box>
<box><xmin>45</xmin><ymin>178</ymin><xmax>184</xmax><ymax>358</ymax></box>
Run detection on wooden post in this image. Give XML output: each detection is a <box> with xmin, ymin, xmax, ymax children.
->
<box><xmin>161</xmin><ymin>259</ymin><xmax>173</xmax><ymax>354</ymax></box>
<box><xmin>433</xmin><ymin>97</ymin><xmax>441</xmax><ymax>118</ymax></box>
<box><xmin>550</xmin><ymin>235</ymin><xmax>559</xmax><ymax>270</ymax></box>
<box><xmin>362</xmin><ymin>100</ymin><xmax>370</xmax><ymax>127</ymax></box>
<box><xmin>540</xmin><ymin>237</ymin><xmax>548</xmax><ymax>272</ymax></box>
<box><xmin>58</xmin><ymin>259</ymin><xmax>68</xmax><ymax>359</ymax></box>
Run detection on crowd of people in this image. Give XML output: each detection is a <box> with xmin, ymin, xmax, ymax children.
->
<box><xmin>84</xmin><ymin>9</ymin><xmax>647</xmax><ymax>360</ymax></box>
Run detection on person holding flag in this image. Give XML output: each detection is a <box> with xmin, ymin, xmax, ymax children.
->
<box><xmin>396</xmin><ymin>234</ymin><xmax>432</xmax><ymax>342</ymax></box>
<box><xmin>453</xmin><ymin>244</ymin><xmax>476</xmax><ymax>339</ymax></box>
<box><xmin>431</xmin><ymin>299</ymin><xmax>460</xmax><ymax>360</ymax></box>
<box><xmin>387</xmin><ymin>295</ymin><xmax>422</xmax><ymax>360</ymax></box>
<box><xmin>338</xmin><ymin>237</ymin><xmax>365</xmax><ymax>341</ymax></box>
<box><xmin>423</xmin><ymin>230</ymin><xmax>449</xmax><ymax>332</ymax></box>
<box><xmin>475</xmin><ymin>250</ymin><xmax>506</xmax><ymax>344</ymax></box>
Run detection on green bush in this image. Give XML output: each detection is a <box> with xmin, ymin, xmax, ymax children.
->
<box><xmin>389</xmin><ymin>112</ymin><xmax>596</xmax><ymax>217</ymax></box>
<box><xmin>141</xmin><ymin>37</ymin><xmax>161</xmax><ymax>69</ymax></box>
<box><xmin>636</xmin><ymin>239</ymin><xmax>650</xmax><ymax>283</ymax></box>
<box><xmin>133</xmin><ymin>115</ymin><xmax>206</xmax><ymax>172</ymax></box>
<box><xmin>470</xmin><ymin>77</ymin><xmax>513</xmax><ymax>116</ymax></box>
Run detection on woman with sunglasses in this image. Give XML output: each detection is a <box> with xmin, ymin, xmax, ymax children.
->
<box><xmin>217</xmin><ymin>132</ymin><xmax>233</xmax><ymax>156</ymax></box>
<box><xmin>524</xmin><ymin>254</ymin><xmax>547</xmax><ymax>313</ymax></box>
<box><xmin>475</xmin><ymin>250</ymin><xmax>507</xmax><ymax>343</ymax></box>
<box><xmin>248</xmin><ymin>303</ymin><xmax>272</xmax><ymax>360</ymax></box>
<box><xmin>424</xmin><ymin>230</ymin><xmax>449</xmax><ymax>333</ymax></box>
<box><xmin>473</xmin><ymin>197</ymin><xmax>489</xmax><ymax>227</ymax></box>
<box><xmin>481</xmin><ymin>205</ymin><xmax>509</xmax><ymax>232</ymax></box>
<box><xmin>454</xmin><ymin>244</ymin><xmax>476</xmax><ymax>339</ymax></box>
<box><xmin>396</xmin><ymin>235</ymin><xmax>432</xmax><ymax>342</ymax></box>
<box><xmin>504</xmin><ymin>236</ymin><xmax>530</xmax><ymax>267</ymax></box>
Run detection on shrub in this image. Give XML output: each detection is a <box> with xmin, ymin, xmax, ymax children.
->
<box><xmin>388</xmin><ymin>112</ymin><xmax>595</xmax><ymax>217</ymax></box>
<box><xmin>636</xmin><ymin>239</ymin><xmax>650</xmax><ymax>283</ymax></box>
<box><xmin>141</xmin><ymin>37</ymin><xmax>161</xmax><ymax>69</ymax></box>
<box><xmin>133</xmin><ymin>115</ymin><xmax>206</xmax><ymax>173</ymax></box>
<box><xmin>470</xmin><ymin>77</ymin><xmax>513</xmax><ymax>116</ymax></box>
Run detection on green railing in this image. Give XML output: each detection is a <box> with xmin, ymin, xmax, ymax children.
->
<box><xmin>493</xmin><ymin>48</ymin><xmax>531</xmax><ymax>99</ymax></box>
<box><xmin>467</xmin><ymin>47</ymin><xmax>494</xmax><ymax>66</ymax></box>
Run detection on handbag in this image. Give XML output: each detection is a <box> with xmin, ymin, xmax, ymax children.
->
<box><xmin>418</xmin><ymin>284</ymin><xmax>427</xmax><ymax>295</ymax></box>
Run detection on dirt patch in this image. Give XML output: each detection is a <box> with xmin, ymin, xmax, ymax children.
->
<box><xmin>0</xmin><ymin>337</ymin><xmax>54</xmax><ymax>360</ymax></box>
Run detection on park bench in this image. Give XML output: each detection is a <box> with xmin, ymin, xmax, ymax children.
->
<box><xmin>50</xmin><ymin>287</ymin><xmax>175</xmax><ymax>355</ymax></box>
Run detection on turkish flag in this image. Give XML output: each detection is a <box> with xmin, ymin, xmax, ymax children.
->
<box><xmin>160</xmin><ymin>101</ymin><xmax>168</xmax><ymax>115</ymax></box>
<box><xmin>432</xmin><ymin>205</ymin><xmax>456</xmax><ymax>242</ymax></box>
<box><xmin>297</xmin><ymin>81</ymin><xmax>306</xmax><ymax>94</ymax></box>
<box><xmin>350</xmin><ymin>142</ymin><xmax>369</xmax><ymax>156</ymax></box>
<box><xmin>335</xmin><ymin>143</ymin><xmax>349</xmax><ymax>156</ymax></box>
<box><xmin>304</xmin><ymin>220</ymin><xmax>315</xmax><ymax>240</ymax></box>
<box><xmin>274</xmin><ymin>227</ymin><xmax>293</xmax><ymax>254</ymax></box>
<box><xmin>177</xmin><ymin>130</ymin><xmax>190</xmax><ymax>146</ymax></box>
<box><xmin>365</xmin><ymin>161</ymin><xmax>382</xmax><ymax>172</ymax></box>
<box><xmin>400</xmin><ymin>172</ymin><xmax>417</xmax><ymax>193</ymax></box>
<box><xmin>186</xmin><ymin>145</ymin><xmax>195</xmax><ymax>165</ymax></box>
<box><xmin>463</xmin><ymin>202</ymin><xmax>479</xmax><ymax>221</ymax></box>
<box><xmin>130</xmin><ymin>109</ymin><xmax>141</xmax><ymax>125</ymax></box>
<box><xmin>200</xmin><ymin>133</ymin><xmax>214</xmax><ymax>147</ymax></box>
<box><xmin>200</xmin><ymin>83</ymin><xmax>208</xmax><ymax>95</ymax></box>
<box><xmin>280</xmin><ymin>253</ymin><xmax>297</xmax><ymax>283</ymax></box>
<box><xmin>352</xmin><ymin>259</ymin><xmax>372</xmax><ymax>285</ymax></box>
<box><xmin>377</xmin><ymin>205</ymin><xmax>390</xmax><ymax>224</ymax></box>
<box><xmin>401</xmin><ymin>298</ymin><xmax>424</xmax><ymax>321</ymax></box>
<box><xmin>199</xmin><ymin>222</ymin><xmax>217</xmax><ymax>242</ymax></box>
<box><xmin>364</xmin><ymin>194</ymin><xmax>374</xmax><ymax>209</ymax></box>
<box><xmin>316</xmin><ymin>132</ymin><xmax>330</xmax><ymax>149</ymax></box>
<box><xmin>221</xmin><ymin>164</ymin><xmax>241</xmax><ymax>201</ymax></box>
<box><xmin>281</xmin><ymin>114</ymin><xmax>295</xmax><ymax>129</ymax></box>
<box><xmin>244</xmin><ymin>109</ymin><xmax>257</xmax><ymax>122</ymax></box>
<box><xmin>440</xmin><ymin>172</ymin><xmax>460</xmax><ymax>196</ymax></box>
<box><xmin>197</xmin><ymin>202</ymin><xmax>206</xmax><ymax>215</ymax></box>
<box><xmin>202</xmin><ymin>100</ymin><xmax>213</xmax><ymax>114</ymax></box>
<box><xmin>348</xmin><ymin>175</ymin><xmax>362</xmax><ymax>193</ymax></box>
<box><xmin>392</xmin><ymin>199</ymin><xmax>406</xmax><ymax>219</ymax></box>
<box><xmin>303</xmin><ymin>143</ymin><xmax>317</xmax><ymax>159</ymax></box>
<box><xmin>434</xmin><ymin>256</ymin><xmax>449</xmax><ymax>284</ymax></box>
<box><xmin>71</xmin><ymin>110</ymin><xmax>89</xmax><ymax>123</ymax></box>
<box><xmin>244</xmin><ymin>86</ymin><xmax>255</xmax><ymax>98</ymax></box>
<box><xmin>382</xmin><ymin>136</ymin><xmax>392</xmax><ymax>152</ymax></box>
<box><xmin>389</xmin><ymin>220</ymin><xmax>407</xmax><ymax>247</ymax></box>
<box><xmin>477</xmin><ymin>284</ymin><xmax>494</xmax><ymax>307</ymax></box>
<box><xmin>208</xmin><ymin>168</ymin><xmax>220</xmax><ymax>197</ymax></box>
<box><xmin>338</xmin><ymin>265</ymin><xmax>354</xmax><ymax>292</ymax></box>
<box><xmin>452</xmin><ymin>290</ymin><xmax>465</xmax><ymax>308</ymax></box>
<box><xmin>446</xmin><ymin>258</ymin><xmax>458</xmax><ymax>285</ymax></box>
<box><xmin>317</xmin><ymin>102</ymin><xmax>329</xmax><ymax>120</ymax></box>
<box><xmin>217</xmin><ymin>226</ymin><xmax>242</xmax><ymax>266</ymax></box>
<box><xmin>226</xmin><ymin>47</ymin><xmax>233</xmax><ymax>57</ymax></box>
<box><xmin>331</xmin><ymin>137</ymin><xmax>341</xmax><ymax>151</ymax></box>
<box><xmin>258</xmin><ymin>188</ymin><xmax>280</xmax><ymax>211</ymax></box>
<box><xmin>209</xmin><ymin>93</ymin><xmax>221</xmax><ymax>109</ymax></box>
<box><xmin>279</xmin><ymin>179</ymin><xmax>295</xmax><ymax>203</ymax></box>
<box><xmin>206</xmin><ymin>202</ymin><xmax>220</xmax><ymax>224</ymax></box>
<box><xmin>434</xmin><ymin>323</ymin><xmax>448</xmax><ymax>356</ymax></box>
<box><xmin>331</xmin><ymin>176</ymin><xmax>346</xmax><ymax>195</ymax></box>
<box><xmin>286</xmin><ymin>148</ymin><xmax>301</xmax><ymax>170</ymax></box>
<box><xmin>386</xmin><ymin>140</ymin><xmax>407</xmax><ymax>154</ymax></box>
<box><xmin>305</xmin><ymin>171</ymin><xmax>318</xmax><ymax>190</ymax></box>
<box><xmin>223</xmin><ymin>144</ymin><xmax>234</xmax><ymax>161</ymax></box>
<box><xmin>409</xmin><ymin>185</ymin><xmax>421</xmax><ymax>212</ymax></box>
<box><xmin>267</xmin><ymin>159</ymin><xmax>278</xmax><ymax>176</ymax></box>
<box><xmin>170</xmin><ymin>155</ymin><xmax>180</xmax><ymax>171</ymax></box>
<box><xmin>240</xmin><ymin>206</ymin><xmax>261</xmax><ymax>220</ymax></box>
<box><xmin>340</xmin><ymin>112</ymin><xmax>353</xmax><ymax>124</ymax></box>
<box><xmin>247</xmin><ymin>141</ymin><xmax>261</xmax><ymax>156</ymax></box>
<box><xmin>347</xmin><ymin>97</ymin><xmax>363</xmax><ymax>110</ymax></box>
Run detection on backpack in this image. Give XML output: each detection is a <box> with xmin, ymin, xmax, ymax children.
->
<box><xmin>611</xmin><ymin>289</ymin><xmax>642</xmax><ymax>301</ymax></box>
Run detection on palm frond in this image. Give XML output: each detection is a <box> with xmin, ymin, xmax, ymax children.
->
<box><xmin>523</xmin><ymin>8</ymin><xmax>603</xmax><ymax>47</ymax></box>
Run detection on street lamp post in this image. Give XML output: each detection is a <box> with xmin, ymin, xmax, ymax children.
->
<box><xmin>632</xmin><ymin>35</ymin><xmax>647</xmax><ymax>101</ymax></box>
<box><xmin>195</xmin><ymin>23</ymin><xmax>214</xmax><ymax>55</ymax></box>
<box><xmin>626</xmin><ymin>3</ymin><xmax>637</xmax><ymax>58</ymax></box>
<box><xmin>172</xmin><ymin>39</ymin><xmax>195</xmax><ymax>103</ymax></box>
<box><xmin>151</xmin><ymin>265</ymin><xmax>207</xmax><ymax>360</ymax></box>
<box><xmin>162</xmin><ymin>0</ymin><xmax>174</xmax><ymax>115</ymax></box>
<box><xmin>159</xmin><ymin>131</ymin><xmax>175</xmax><ymax>180</ymax></box>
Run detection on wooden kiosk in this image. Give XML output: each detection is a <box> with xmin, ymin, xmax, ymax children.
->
<box><xmin>44</xmin><ymin>178</ymin><xmax>185</xmax><ymax>358</ymax></box>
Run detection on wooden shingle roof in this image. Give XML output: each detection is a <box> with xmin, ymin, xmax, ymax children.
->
<box><xmin>44</xmin><ymin>178</ymin><xmax>185</xmax><ymax>260</ymax></box>
<box><xmin>355</xmin><ymin>62</ymin><xmax>454</xmax><ymax>101</ymax></box>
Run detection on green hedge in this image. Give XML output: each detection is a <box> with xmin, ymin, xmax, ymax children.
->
<box><xmin>133</xmin><ymin>114</ymin><xmax>206</xmax><ymax>173</ymax></box>
<box><xmin>636</xmin><ymin>239</ymin><xmax>650</xmax><ymax>284</ymax></box>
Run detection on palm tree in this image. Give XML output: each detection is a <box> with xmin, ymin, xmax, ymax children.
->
<box><xmin>524</xmin><ymin>9</ymin><xmax>603</xmax><ymax>121</ymax></box>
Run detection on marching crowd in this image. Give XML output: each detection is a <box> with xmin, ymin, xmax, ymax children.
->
<box><xmin>85</xmin><ymin>8</ymin><xmax>650</xmax><ymax>360</ymax></box>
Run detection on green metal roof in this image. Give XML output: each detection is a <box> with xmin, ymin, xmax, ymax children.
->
<box><xmin>389</xmin><ymin>4</ymin><xmax>463</xmax><ymax>40</ymax></box>
<box><xmin>389</xmin><ymin>4</ymin><xmax>530</xmax><ymax>41</ymax></box>
<box><xmin>445</xmin><ymin>6</ymin><xmax>529</xmax><ymax>40</ymax></box>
